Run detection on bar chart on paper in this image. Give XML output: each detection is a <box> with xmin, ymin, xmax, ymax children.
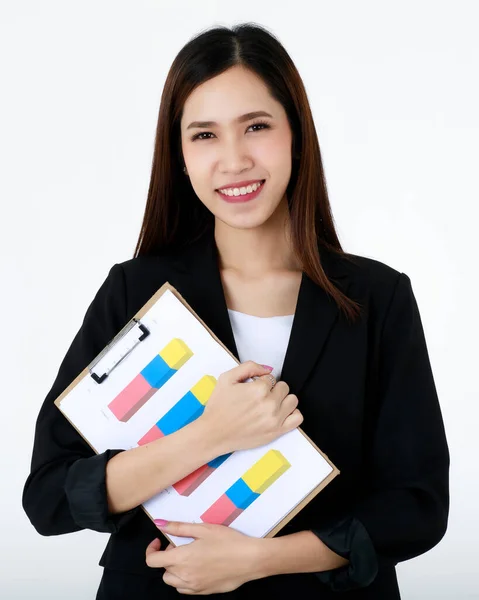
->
<box><xmin>137</xmin><ymin>373</ymin><xmax>232</xmax><ymax>496</ymax></box>
<box><xmin>107</xmin><ymin>338</ymin><xmax>193</xmax><ymax>422</ymax></box>
<box><xmin>201</xmin><ymin>449</ymin><xmax>291</xmax><ymax>526</ymax></box>
<box><xmin>55</xmin><ymin>284</ymin><xmax>339</xmax><ymax>546</ymax></box>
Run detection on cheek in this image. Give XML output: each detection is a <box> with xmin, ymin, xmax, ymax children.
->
<box><xmin>189</xmin><ymin>178</ymin><xmax>215</xmax><ymax>210</ymax></box>
<box><xmin>183</xmin><ymin>144</ymin><xmax>210</xmax><ymax>176</ymax></box>
<box><xmin>257</xmin><ymin>134</ymin><xmax>291</xmax><ymax>174</ymax></box>
<box><xmin>260</xmin><ymin>141</ymin><xmax>292</xmax><ymax>192</ymax></box>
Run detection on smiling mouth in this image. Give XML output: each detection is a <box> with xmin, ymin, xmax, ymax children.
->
<box><xmin>215</xmin><ymin>180</ymin><xmax>266</xmax><ymax>203</ymax></box>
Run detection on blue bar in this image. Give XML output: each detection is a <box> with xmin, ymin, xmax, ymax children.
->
<box><xmin>208</xmin><ymin>453</ymin><xmax>231</xmax><ymax>469</ymax></box>
<box><xmin>141</xmin><ymin>354</ymin><xmax>176</xmax><ymax>389</ymax></box>
<box><xmin>157</xmin><ymin>391</ymin><xmax>204</xmax><ymax>436</ymax></box>
<box><xmin>226</xmin><ymin>478</ymin><xmax>259</xmax><ymax>509</ymax></box>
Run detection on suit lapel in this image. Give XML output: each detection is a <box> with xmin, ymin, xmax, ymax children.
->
<box><xmin>173</xmin><ymin>234</ymin><xmax>353</xmax><ymax>395</ymax></box>
<box><xmin>282</xmin><ymin>245</ymin><xmax>356</xmax><ymax>394</ymax></box>
<box><xmin>280</xmin><ymin>271</ymin><xmax>338</xmax><ymax>395</ymax></box>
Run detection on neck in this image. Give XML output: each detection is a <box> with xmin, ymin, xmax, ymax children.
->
<box><xmin>214</xmin><ymin>198</ymin><xmax>301</xmax><ymax>276</ymax></box>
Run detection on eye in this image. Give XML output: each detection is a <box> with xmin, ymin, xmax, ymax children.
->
<box><xmin>190</xmin><ymin>121</ymin><xmax>271</xmax><ymax>142</ymax></box>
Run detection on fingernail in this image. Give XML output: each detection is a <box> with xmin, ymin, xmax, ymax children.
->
<box><xmin>261</xmin><ymin>365</ymin><xmax>273</xmax><ymax>371</ymax></box>
<box><xmin>154</xmin><ymin>519</ymin><xmax>168</xmax><ymax>528</ymax></box>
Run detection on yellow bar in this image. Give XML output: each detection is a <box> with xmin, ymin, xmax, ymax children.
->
<box><xmin>160</xmin><ymin>338</ymin><xmax>193</xmax><ymax>370</ymax></box>
<box><xmin>191</xmin><ymin>375</ymin><xmax>217</xmax><ymax>406</ymax></box>
<box><xmin>242</xmin><ymin>449</ymin><xmax>291</xmax><ymax>494</ymax></box>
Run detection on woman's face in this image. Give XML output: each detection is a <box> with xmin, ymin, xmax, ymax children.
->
<box><xmin>180</xmin><ymin>65</ymin><xmax>293</xmax><ymax>231</ymax></box>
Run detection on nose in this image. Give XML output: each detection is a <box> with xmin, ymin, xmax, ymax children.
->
<box><xmin>218</xmin><ymin>136</ymin><xmax>253</xmax><ymax>174</ymax></box>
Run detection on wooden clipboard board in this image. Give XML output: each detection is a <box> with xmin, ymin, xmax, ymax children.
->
<box><xmin>54</xmin><ymin>281</ymin><xmax>340</xmax><ymax>541</ymax></box>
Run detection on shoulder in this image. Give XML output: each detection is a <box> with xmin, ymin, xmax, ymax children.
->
<box><xmin>323</xmin><ymin>248</ymin><xmax>415</xmax><ymax>324</ymax></box>
<box><xmin>118</xmin><ymin>254</ymin><xmax>176</xmax><ymax>279</ymax></box>
<box><xmin>343</xmin><ymin>251</ymin><xmax>403</xmax><ymax>291</ymax></box>
<box><xmin>112</xmin><ymin>253</ymin><xmax>183</xmax><ymax>319</ymax></box>
<box><xmin>324</xmin><ymin>246</ymin><xmax>403</xmax><ymax>292</ymax></box>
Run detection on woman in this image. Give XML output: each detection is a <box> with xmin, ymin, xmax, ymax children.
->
<box><xmin>22</xmin><ymin>23</ymin><xmax>450</xmax><ymax>599</ymax></box>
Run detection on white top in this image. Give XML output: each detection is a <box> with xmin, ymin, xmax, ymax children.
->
<box><xmin>227</xmin><ymin>309</ymin><xmax>295</xmax><ymax>380</ymax></box>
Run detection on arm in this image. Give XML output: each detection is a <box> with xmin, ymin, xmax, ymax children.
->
<box><xmin>238</xmin><ymin>517</ymin><xmax>377</xmax><ymax>591</ymax></box>
<box><xmin>253</xmin><ymin>530</ymin><xmax>349</xmax><ymax>576</ymax></box>
<box><xmin>147</xmin><ymin>273</ymin><xmax>447</xmax><ymax>595</ymax></box>
<box><xmin>304</xmin><ymin>273</ymin><xmax>449</xmax><ymax>590</ymax></box>
<box><xmin>22</xmin><ymin>263</ymin><xmax>225</xmax><ymax>535</ymax></box>
<box><xmin>104</xmin><ymin>418</ymin><xmax>221</xmax><ymax>514</ymax></box>
<box><xmin>348</xmin><ymin>273</ymin><xmax>449</xmax><ymax>560</ymax></box>
<box><xmin>22</xmin><ymin>263</ymin><xmax>145</xmax><ymax>536</ymax></box>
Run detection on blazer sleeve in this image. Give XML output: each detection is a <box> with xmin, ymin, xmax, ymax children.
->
<box><xmin>22</xmin><ymin>263</ymin><xmax>142</xmax><ymax>536</ymax></box>
<box><xmin>311</xmin><ymin>516</ymin><xmax>378</xmax><ymax>591</ymax></box>
<box><xmin>311</xmin><ymin>272</ymin><xmax>450</xmax><ymax>591</ymax></box>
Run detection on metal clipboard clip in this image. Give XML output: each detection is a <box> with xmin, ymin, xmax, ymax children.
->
<box><xmin>89</xmin><ymin>318</ymin><xmax>150</xmax><ymax>384</ymax></box>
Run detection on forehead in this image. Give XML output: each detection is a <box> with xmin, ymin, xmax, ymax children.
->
<box><xmin>181</xmin><ymin>66</ymin><xmax>278</xmax><ymax>125</ymax></box>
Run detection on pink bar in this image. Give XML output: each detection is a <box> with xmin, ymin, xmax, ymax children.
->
<box><xmin>137</xmin><ymin>424</ymin><xmax>164</xmax><ymax>446</ymax></box>
<box><xmin>108</xmin><ymin>374</ymin><xmax>156</xmax><ymax>422</ymax></box>
<box><xmin>173</xmin><ymin>464</ymin><xmax>214</xmax><ymax>496</ymax></box>
<box><xmin>201</xmin><ymin>494</ymin><xmax>243</xmax><ymax>526</ymax></box>
<box><xmin>221</xmin><ymin>506</ymin><xmax>243</xmax><ymax>527</ymax></box>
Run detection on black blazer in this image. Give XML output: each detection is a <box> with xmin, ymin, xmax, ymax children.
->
<box><xmin>22</xmin><ymin>233</ymin><xmax>450</xmax><ymax>599</ymax></box>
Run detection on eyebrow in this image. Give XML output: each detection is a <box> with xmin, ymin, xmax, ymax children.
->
<box><xmin>186</xmin><ymin>110</ymin><xmax>273</xmax><ymax>130</ymax></box>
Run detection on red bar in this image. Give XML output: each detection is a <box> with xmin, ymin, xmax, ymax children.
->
<box><xmin>173</xmin><ymin>464</ymin><xmax>214</xmax><ymax>496</ymax></box>
<box><xmin>201</xmin><ymin>494</ymin><xmax>244</xmax><ymax>526</ymax></box>
<box><xmin>108</xmin><ymin>374</ymin><xmax>157</xmax><ymax>422</ymax></box>
<box><xmin>138</xmin><ymin>424</ymin><xmax>164</xmax><ymax>446</ymax></box>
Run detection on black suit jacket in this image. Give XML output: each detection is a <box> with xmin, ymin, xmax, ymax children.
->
<box><xmin>22</xmin><ymin>234</ymin><xmax>449</xmax><ymax>599</ymax></box>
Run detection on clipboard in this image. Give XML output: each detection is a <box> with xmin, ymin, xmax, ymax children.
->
<box><xmin>54</xmin><ymin>281</ymin><xmax>340</xmax><ymax>545</ymax></box>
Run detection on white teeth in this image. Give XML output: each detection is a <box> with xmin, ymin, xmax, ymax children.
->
<box><xmin>218</xmin><ymin>181</ymin><xmax>263</xmax><ymax>196</ymax></box>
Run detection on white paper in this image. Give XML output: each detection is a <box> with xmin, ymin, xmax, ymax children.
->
<box><xmin>58</xmin><ymin>288</ymin><xmax>334</xmax><ymax>545</ymax></box>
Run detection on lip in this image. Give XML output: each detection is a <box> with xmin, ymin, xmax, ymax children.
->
<box><xmin>216</xmin><ymin>180</ymin><xmax>266</xmax><ymax>204</ymax></box>
<box><xmin>216</xmin><ymin>179</ymin><xmax>264</xmax><ymax>190</ymax></box>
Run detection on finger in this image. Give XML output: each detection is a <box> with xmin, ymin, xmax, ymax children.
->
<box><xmin>224</xmin><ymin>360</ymin><xmax>273</xmax><ymax>384</ymax></box>
<box><xmin>163</xmin><ymin>570</ymin><xmax>198</xmax><ymax>594</ymax></box>
<box><xmin>257</xmin><ymin>372</ymin><xmax>277</xmax><ymax>390</ymax></box>
<box><xmin>247</xmin><ymin>379</ymin><xmax>272</xmax><ymax>397</ymax></box>
<box><xmin>281</xmin><ymin>408</ymin><xmax>304</xmax><ymax>432</ymax></box>
<box><xmin>163</xmin><ymin>570</ymin><xmax>189</xmax><ymax>589</ymax></box>
<box><xmin>249</xmin><ymin>372</ymin><xmax>277</xmax><ymax>395</ymax></box>
<box><xmin>271</xmin><ymin>380</ymin><xmax>289</xmax><ymax>397</ymax></box>
<box><xmin>278</xmin><ymin>393</ymin><xmax>299</xmax><ymax>420</ymax></box>
<box><xmin>155</xmin><ymin>520</ymin><xmax>210</xmax><ymax>539</ymax></box>
<box><xmin>145</xmin><ymin>538</ymin><xmax>161</xmax><ymax>557</ymax></box>
<box><xmin>145</xmin><ymin>538</ymin><xmax>179</xmax><ymax>570</ymax></box>
<box><xmin>145</xmin><ymin>544</ymin><xmax>179</xmax><ymax>570</ymax></box>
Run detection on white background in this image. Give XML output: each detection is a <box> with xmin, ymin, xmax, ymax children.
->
<box><xmin>1</xmin><ymin>1</ymin><xmax>477</xmax><ymax>598</ymax></box>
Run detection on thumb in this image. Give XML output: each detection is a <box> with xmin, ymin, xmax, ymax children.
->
<box><xmin>145</xmin><ymin>537</ymin><xmax>162</xmax><ymax>556</ymax></box>
<box><xmin>227</xmin><ymin>360</ymin><xmax>273</xmax><ymax>384</ymax></box>
<box><xmin>154</xmin><ymin>520</ymin><xmax>210</xmax><ymax>539</ymax></box>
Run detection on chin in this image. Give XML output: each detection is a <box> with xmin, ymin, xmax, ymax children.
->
<box><xmin>216</xmin><ymin>210</ymin><xmax>274</xmax><ymax>231</ymax></box>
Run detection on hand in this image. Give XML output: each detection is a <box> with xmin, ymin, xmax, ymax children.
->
<box><xmin>200</xmin><ymin>361</ymin><xmax>303</xmax><ymax>454</ymax></box>
<box><xmin>145</xmin><ymin>520</ymin><xmax>262</xmax><ymax>594</ymax></box>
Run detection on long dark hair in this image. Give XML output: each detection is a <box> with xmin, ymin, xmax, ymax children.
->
<box><xmin>133</xmin><ymin>22</ymin><xmax>362</xmax><ymax>323</ymax></box>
